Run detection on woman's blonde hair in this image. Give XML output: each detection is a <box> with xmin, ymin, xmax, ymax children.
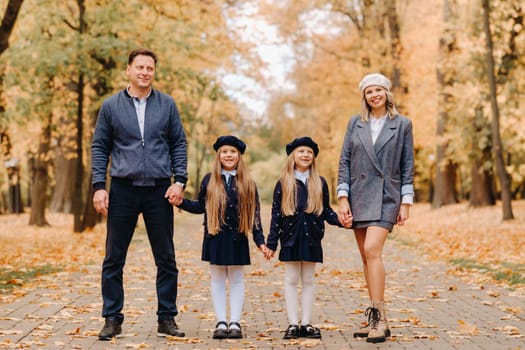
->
<box><xmin>279</xmin><ymin>151</ymin><xmax>323</xmax><ymax>216</ymax></box>
<box><xmin>206</xmin><ymin>149</ymin><xmax>257</xmax><ymax>235</ymax></box>
<box><xmin>360</xmin><ymin>88</ymin><xmax>398</xmax><ymax>121</ymax></box>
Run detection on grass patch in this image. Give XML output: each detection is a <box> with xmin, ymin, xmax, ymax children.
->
<box><xmin>450</xmin><ymin>258</ymin><xmax>525</xmax><ymax>285</ymax></box>
<box><xmin>389</xmin><ymin>232</ymin><xmax>419</xmax><ymax>248</ymax></box>
<box><xmin>0</xmin><ymin>265</ymin><xmax>62</xmax><ymax>293</ymax></box>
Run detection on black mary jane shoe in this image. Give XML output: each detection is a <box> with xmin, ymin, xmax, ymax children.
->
<box><xmin>228</xmin><ymin>322</ymin><xmax>243</xmax><ymax>339</ymax></box>
<box><xmin>212</xmin><ymin>321</ymin><xmax>229</xmax><ymax>339</ymax></box>
<box><xmin>300</xmin><ymin>324</ymin><xmax>322</xmax><ymax>339</ymax></box>
<box><xmin>283</xmin><ymin>324</ymin><xmax>300</xmax><ymax>339</ymax></box>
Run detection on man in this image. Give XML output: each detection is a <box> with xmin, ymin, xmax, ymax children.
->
<box><xmin>92</xmin><ymin>48</ymin><xmax>187</xmax><ymax>340</ymax></box>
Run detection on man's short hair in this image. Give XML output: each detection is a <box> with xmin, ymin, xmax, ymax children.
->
<box><xmin>128</xmin><ymin>48</ymin><xmax>157</xmax><ymax>65</ymax></box>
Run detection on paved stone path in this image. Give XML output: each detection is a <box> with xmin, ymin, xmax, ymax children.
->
<box><xmin>1</xmin><ymin>208</ymin><xmax>524</xmax><ymax>349</ymax></box>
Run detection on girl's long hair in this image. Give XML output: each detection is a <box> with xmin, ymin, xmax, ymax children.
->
<box><xmin>206</xmin><ymin>151</ymin><xmax>257</xmax><ymax>235</ymax></box>
<box><xmin>360</xmin><ymin>88</ymin><xmax>398</xmax><ymax>121</ymax></box>
<box><xmin>279</xmin><ymin>152</ymin><xmax>323</xmax><ymax>216</ymax></box>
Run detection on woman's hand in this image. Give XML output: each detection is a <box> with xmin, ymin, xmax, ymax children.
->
<box><xmin>337</xmin><ymin>197</ymin><xmax>353</xmax><ymax>228</ymax></box>
<box><xmin>397</xmin><ymin>204</ymin><xmax>410</xmax><ymax>226</ymax></box>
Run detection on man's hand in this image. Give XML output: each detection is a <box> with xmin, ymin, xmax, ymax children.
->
<box><xmin>165</xmin><ymin>183</ymin><xmax>184</xmax><ymax>206</ymax></box>
<box><xmin>93</xmin><ymin>189</ymin><xmax>109</xmax><ymax>217</ymax></box>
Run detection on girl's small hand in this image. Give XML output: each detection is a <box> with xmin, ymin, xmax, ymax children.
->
<box><xmin>259</xmin><ymin>244</ymin><xmax>270</xmax><ymax>259</ymax></box>
<box><xmin>260</xmin><ymin>245</ymin><xmax>274</xmax><ymax>260</ymax></box>
<box><xmin>266</xmin><ymin>249</ymin><xmax>276</xmax><ymax>260</ymax></box>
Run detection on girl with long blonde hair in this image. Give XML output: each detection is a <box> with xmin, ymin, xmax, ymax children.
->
<box><xmin>178</xmin><ymin>135</ymin><xmax>268</xmax><ymax>339</ymax></box>
<box><xmin>266</xmin><ymin>137</ymin><xmax>341</xmax><ymax>340</ymax></box>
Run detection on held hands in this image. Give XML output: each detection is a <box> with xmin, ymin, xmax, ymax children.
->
<box><xmin>259</xmin><ymin>244</ymin><xmax>275</xmax><ymax>260</ymax></box>
<box><xmin>165</xmin><ymin>183</ymin><xmax>184</xmax><ymax>206</ymax></box>
<box><xmin>337</xmin><ymin>197</ymin><xmax>353</xmax><ymax>229</ymax></box>
<box><xmin>93</xmin><ymin>190</ymin><xmax>109</xmax><ymax>217</ymax></box>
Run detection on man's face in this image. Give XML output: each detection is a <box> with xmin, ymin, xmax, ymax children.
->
<box><xmin>127</xmin><ymin>54</ymin><xmax>155</xmax><ymax>91</ymax></box>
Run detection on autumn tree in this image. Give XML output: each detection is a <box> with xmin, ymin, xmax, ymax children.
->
<box><xmin>2</xmin><ymin>0</ymin><xmax>244</xmax><ymax>230</ymax></box>
<box><xmin>450</xmin><ymin>0</ymin><xmax>523</xmax><ymax>209</ymax></box>
<box><xmin>481</xmin><ymin>0</ymin><xmax>514</xmax><ymax>220</ymax></box>
<box><xmin>0</xmin><ymin>0</ymin><xmax>25</xmax><ymax>213</ymax></box>
<box><xmin>433</xmin><ymin>0</ymin><xmax>459</xmax><ymax>208</ymax></box>
<box><xmin>4</xmin><ymin>0</ymin><xmax>129</xmax><ymax>227</ymax></box>
<box><xmin>255</xmin><ymin>0</ymin><xmax>410</xmax><ymax>198</ymax></box>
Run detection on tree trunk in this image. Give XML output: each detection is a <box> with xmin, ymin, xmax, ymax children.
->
<box><xmin>433</xmin><ymin>0</ymin><xmax>458</xmax><ymax>208</ymax></box>
<box><xmin>481</xmin><ymin>0</ymin><xmax>514</xmax><ymax>220</ymax></box>
<box><xmin>0</xmin><ymin>0</ymin><xmax>25</xmax><ymax>55</ymax></box>
<box><xmin>385</xmin><ymin>0</ymin><xmax>408</xmax><ymax>109</ymax></box>
<box><xmin>359</xmin><ymin>0</ymin><xmax>374</xmax><ymax>68</ymax></box>
<box><xmin>81</xmin><ymin>172</ymin><xmax>99</xmax><ymax>230</ymax></box>
<box><xmin>0</xmin><ymin>0</ymin><xmax>25</xmax><ymax>146</ymax></box>
<box><xmin>469</xmin><ymin>104</ymin><xmax>495</xmax><ymax>207</ymax></box>
<box><xmin>73</xmin><ymin>70</ymin><xmax>85</xmax><ymax>233</ymax></box>
<box><xmin>470</xmin><ymin>159</ymin><xmax>495</xmax><ymax>206</ymax></box>
<box><xmin>432</xmin><ymin>155</ymin><xmax>457</xmax><ymax>207</ymax></box>
<box><xmin>79</xmin><ymin>48</ymin><xmax>116</xmax><ymax>231</ymax></box>
<box><xmin>49</xmin><ymin>124</ymin><xmax>77</xmax><ymax>213</ymax></box>
<box><xmin>0</xmin><ymin>2</ymin><xmax>24</xmax><ymax>196</ymax></box>
<box><xmin>2</xmin><ymin>125</ymin><xmax>23</xmax><ymax>213</ymax></box>
<box><xmin>73</xmin><ymin>0</ymin><xmax>86</xmax><ymax>232</ymax></box>
<box><xmin>6</xmin><ymin>161</ymin><xmax>23</xmax><ymax>213</ymax></box>
<box><xmin>29</xmin><ymin>113</ymin><xmax>52</xmax><ymax>226</ymax></box>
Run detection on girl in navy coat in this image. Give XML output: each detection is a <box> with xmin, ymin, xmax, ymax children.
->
<box><xmin>178</xmin><ymin>135</ymin><xmax>268</xmax><ymax>339</ymax></box>
<box><xmin>266</xmin><ymin>137</ymin><xmax>341</xmax><ymax>340</ymax></box>
<box><xmin>337</xmin><ymin>73</ymin><xmax>415</xmax><ymax>343</ymax></box>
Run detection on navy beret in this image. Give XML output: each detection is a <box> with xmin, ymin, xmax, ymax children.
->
<box><xmin>285</xmin><ymin>136</ymin><xmax>319</xmax><ymax>157</ymax></box>
<box><xmin>213</xmin><ymin>135</ymin><xmax>246</xmax><ymax>154</ymax></box>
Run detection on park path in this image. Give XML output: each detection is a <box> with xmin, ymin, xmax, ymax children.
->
<box><xmin>0</xmin><ymin>207</ymin><xmax>524</xmax><ymax>349</ymax></box>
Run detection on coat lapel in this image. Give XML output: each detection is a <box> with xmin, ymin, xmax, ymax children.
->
<box><xmin>356</xmin><ymin>119</ymin><xmax>382</xmax><ymax>172</ymax></box>
<box><xmin>374</xmin><ymin>116</ymin><xmax>398</xmax><ymax>154</ymax></box>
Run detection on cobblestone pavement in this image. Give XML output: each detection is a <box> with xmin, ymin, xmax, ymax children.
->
<box><xmin>1</xmin><ymin>208</ymin><xmax>524</xmax><ymax>349</ymax></box>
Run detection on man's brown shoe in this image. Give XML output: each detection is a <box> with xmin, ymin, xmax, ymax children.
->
<box><xmin>98</xmin><ymin>318</ymin><xmax>122</xmax><ymax>340</ymax></box>
<box><xmin>157</xmin><ymin>319</ymin><xmax>185</xmax><ymax>337</ymax></box>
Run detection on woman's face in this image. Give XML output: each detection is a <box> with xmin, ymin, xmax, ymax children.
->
<box><xmin>219</xmin><ymin>145</ymin><xmax>240</xmax><ymax>171</ymax></box>
<box><xmin>293</xmin><ymin>146</ymin><xmax>314</xmax><ymax>172</ymax></box>
<box><xmin>364</xmin><ymin>85</ymin><xmax>387</xmax><ymax>111</ymax></box>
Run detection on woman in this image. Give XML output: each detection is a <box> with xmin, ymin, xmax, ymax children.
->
<box><xmin>336</xmin><ymin>73</ymin><xmax>415</xmax><ymax>343</ymax></box>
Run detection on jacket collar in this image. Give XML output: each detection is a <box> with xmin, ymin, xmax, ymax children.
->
<box><xmin>124</xmin><ymin>86</ymin><xmax>155</xmax><ymax>100</ymax></box>
<box><xmin>356</xmin><ymin>115</ymin><xmax>400</xmax><ymax>171</ymax></box>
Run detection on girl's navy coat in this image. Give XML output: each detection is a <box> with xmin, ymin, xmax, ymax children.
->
<box><xmin>178</xmin><ymin>173</ymin><xmax>264</xmax><ymax>265</ymax></box>
<box><xmin>266</xmin><ymin>176</ymin><xmax>340</xmax><ymax>263</ymax></box>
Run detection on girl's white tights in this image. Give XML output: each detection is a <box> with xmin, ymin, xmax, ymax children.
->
<box><xmin>284</xmin><ymin>261</ymin><xmax>316</xmax><ymax>325</ymax></box>
<box><xmin>209</xmin><ymin>264</ymin><xmax>244</xmax><ymax>328</ymax></box>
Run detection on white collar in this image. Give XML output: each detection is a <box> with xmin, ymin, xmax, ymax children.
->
<box><xmin>294</xmin><ymin>169</ymin><xmax>310</xmax><ymax>184</ymax></box>
<box><xmin>221</xmin><ymin>169</ymin><xmax>237</xmax><ymax>182</ymax></box>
